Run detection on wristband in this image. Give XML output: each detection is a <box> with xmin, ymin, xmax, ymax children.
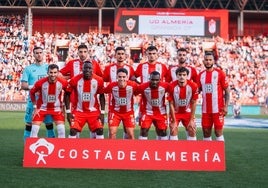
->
<box><xmin>65</xmin><ymin>109</ymin><xmax>71</xmax><ymax>113</ymax></box>
<box><xmin>33</xmin><ymin>105</ymin><xmax>37</xmax><ymax>108</ymax></box>
<box><xmin>101</xmin><ymin>110</ymin><xmax>105</xmax><ymax>114</ymax></box>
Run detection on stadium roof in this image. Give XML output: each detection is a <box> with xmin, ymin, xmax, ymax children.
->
<box><xmin>0</xmin><ymin>0</ymin><xmax>267</xmax><ymax>12</ymax></box>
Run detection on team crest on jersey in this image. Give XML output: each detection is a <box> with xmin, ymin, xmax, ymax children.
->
<box><xmin>126</xmin><ymin>18</ymin><xmax>136</xmax><ymax>31</ymax></box>
<box><xmin>92</xmin><ymin>83</ymin><xmax>97</xmax><ymax>89</ymax></box>
<box><xmin>57</xmin><ymin>86</ymin><xmax>62</xmax><ymax>92</ymax></box>
<box><xmin>187</xmin><ymin>90</ymin><xmax>191</xmax><ymax>96</ymax></box>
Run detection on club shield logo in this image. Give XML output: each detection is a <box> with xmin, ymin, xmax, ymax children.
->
<box><xmin>208</xmin><ymin>19</ymin><xmax>216</xmax><ymax>34</ymax></box>
<box><xmin>126</xmin><ymin>18</ymin><xmax>136</xmax><ymax>32</ymax></box>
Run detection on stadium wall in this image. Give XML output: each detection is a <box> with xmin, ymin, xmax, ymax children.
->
<box><xmin>27</xmin><ymin>9</ymin><xmax>267</xmax><ymax>37</ymax></box>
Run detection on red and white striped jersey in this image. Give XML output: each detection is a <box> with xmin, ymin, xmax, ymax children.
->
<box><xmin>104</xmin><ymin>80</ymin><xmax>138</xmax><ymax>113</ymax></box>
<box><xmin>166</xmin><ymin>65</ymin><xmax>198</xmax><ymax>83</ymax></box>
<box><xmin>66</xmin><ymin>74</ymin><xmax>104</xmax><ymax>113</ymax></box>
<box><xmin>103</xmin><ymin>63</ymin><xmax>135</xmax><ymax>82</ymax></box>
<box><xmin>60</xmin><ymin>59</ymin><xmax>103</xmax><ymax>78</ymax></box>
<box><xmin>197</xmin><ymin>68</ymin><xmax>228</xmax><ymax>113</ymax></box>
<box><xmin>137</xmin><ymin>82</ymin><xmax>169</xmax><ymax>115</ymax></box>
<box><xmin>168</xmin><ymin>80</ymin><xmax>199</xmax><ymax>113</ymax></box>
<box><xmin>30</xmin><ymin>77</ymin><xmax>68</xmax><ymax>111</ymax></box>
<box><xmin>135</xmin><ymin>62</ymin><xmax>168</xmax><ymax>83</ymax></box>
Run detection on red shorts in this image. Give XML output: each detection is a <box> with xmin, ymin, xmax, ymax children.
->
<box><xmin>201</xmin><ymin>113</ymin><xmax>224</xmax><ymax>130</ymax></box>
<box><xmin>108</xmin><ymin>111</ymin><xmax>135</xmax><ymax>128</ymax></box>
<box><xmin>32</xmin><ymin>110</ymin><xmax>65</xmax><ymax>122</ymax></box>
<box><xmin>173</xmin><ymin>112</ymin><xmax>192</xmax><ymax>128</ymax></box>
<box><xmin>71</xmin><ymin>111</ymin><xmax>103</xmax><ymax>132</ymax></box>
<box><xmin>140</xmin><ymin>114</ymin><xmax>167</xmax><ymax>130</ymax></box>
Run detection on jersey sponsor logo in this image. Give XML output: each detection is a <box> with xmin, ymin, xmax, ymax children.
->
<box><xmin>151</xmin><ymin>99</ymin><xmax>160</xmax><ymax>106</ymax></box>
<box><xmin>47</xmin><ymin>95</ymin><xmax>56</xmax><ymax>102</ymax></box>
<box><xmin>118</xmin><ymin>97</ymin><xmax>127</xmax><ymax>105</ymax></box>
<box><xmin>178</xmin><ymin>99</ymin><xmax>187</xmax><ymax>106</ymax></box>
<box><xmin>82</xmin><ymin>92</ymin><xmax>91</xmax><ymax>101</ymax></box>
<box><xmin>204</xmin><ymin>84</ymin><xmax>213</xmax><ymax>93</ymax></box>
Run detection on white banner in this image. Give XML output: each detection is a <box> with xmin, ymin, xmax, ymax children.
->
<box><xmin>0</xmin><ymin>102</ymin><xmax>26</xmax><ymax>111</ymax></box>
<box><xmin>139</xmin><ymin>15</ymin><xmax>205</xmax><ymax>36</ymax></box>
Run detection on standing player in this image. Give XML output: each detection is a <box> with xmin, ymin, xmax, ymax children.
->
<box><xmin>166</xmin><ymin>47</ymin><xmax>198</xmax><ymax>83</ymax></box>
<box><xmin>60</xmin><ymin>44</ymin><xmax>103</xmax><ymax>79</ymax></box>
<box><xmin>197</xmin><ymin>51</ymin><xmax>230</xmax><ymax>141</ymax></box>
<box><xmin>133</xmin><ymin>45</ymin><xmax>168</xmax><ymax>83</ymax></box>
<box><xmin>137</xmin><ymin>71</ymin><xmax>170</xmax><ymax>140</ymax></box>
<box><xmin>20</xmin><ymin>46</ymin><xmax>55</xmax><ymax>142</ymax></box>
<box><xmin>133</xmin><ymin>45</ymin><xmax>168</xmax><ymax>134</ymax></box>
<box><xmin>104</xmin><ymin>68</ymin><xmax>138</xmax><ymax>139</ymax></box>
<box><xmin>60</xmin><ymin>44</ymin><xmax>103</xmax><ymax>137</ymax></box>
<box><xmin>169</xmin><ymin>67</ymin><xmax>199</xmax><ymax>140</ymax></box>
<box><xmin>103</xmin><ymin>46</ymin><xmax>135</xmax><ymax>82</ymax></box>
<box><xmin>64</xmin><ymin>61</ymin><xmax>105</xmax><ymax>139</ymax></box>
<box><xmin>103</xmin><ymin>46</ymin><xmax>135</xmax><ymax>139</ymax></box>
<box><xmin>29</xmin><ymin>64</ymin><xmax>68</xmax><ymax>138</ymax></box>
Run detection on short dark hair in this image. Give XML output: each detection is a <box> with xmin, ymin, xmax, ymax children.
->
<box><xmin>175</xmin><ymin>67</ymin><xmax>189</xmax><ymax>75</ymax></box>
<box><xmin>177</xmin><ymin>48</ymin><xmax>187</xmax><ymax>53</ymax></box>
<box><xmin>115</xmin><ymin>46</ymin><xmax>125</xmax><ymax>52</ymax></box>
<box><xmin>146</xmin><ymin>45</ymin><xmax>158</xmax><ymax>52</ymax></box>
<box><xmin>83</xmin><ymin>61</ymin><xmax>93</xmax><ymax>68</ymax></box>
<box><xmin>150</xmin><ymin>71</ymin><xmax>160</xmax><ymax>78</ymax></box>
<box><xmin>33</xmin><ymin>46</ymin><xmax>43</xmax><ymax>53</ymax></box>
<box><xmin>48</xmin><ymin>64</ymin><xmax>59</xmax><ymax>72</ymax></box>
<box><xmin>78</xmin><ymin>44</ymin><xmax>88</xmax><ymax>50</ymax></box>
<box><xmin>117</xmin><ymin>67</ymin><xmax>128</xmax><ymax>75</ymax></box>
<box><xmin>204</xmin><ymin>51</ymin><xmax>215</xmax><ymax>60</ymax></box>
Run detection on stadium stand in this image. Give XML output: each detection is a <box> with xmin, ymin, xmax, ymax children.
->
<box><xmin>0</xmin><ymin>0</ymin><xmax>267</xmax><ymax>105</ymax></box>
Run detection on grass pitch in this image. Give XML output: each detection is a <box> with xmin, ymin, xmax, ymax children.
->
<box><xmin>0</xmin><ymin>111</ymin><xmax>267</xmax><ymax>188</ymax></box>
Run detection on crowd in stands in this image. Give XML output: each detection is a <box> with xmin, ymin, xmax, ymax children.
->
<box><xmin>0</xmin><ymin>14</ymin><xmax>267</xmax><ymax>105</ymax></box>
